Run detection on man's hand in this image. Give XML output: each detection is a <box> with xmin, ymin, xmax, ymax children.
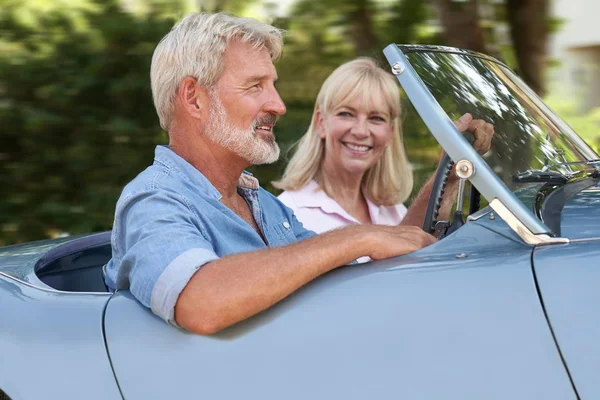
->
<box><xmin>365</xmin><ymin>225</ymin><xmax>437</xmax><ymax>261</ymax></box>
<box><xmin>453</xmin><ymin>113</ymin><xmax>495</xmax><ymax>155</ymax></box>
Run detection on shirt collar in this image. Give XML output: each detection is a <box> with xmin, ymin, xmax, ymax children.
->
<box><xmin>291</xmin><ymin>180</ymin><xmax>380</xmax><ymax>223</ymax></box>
<box><xmin>238</xmin><ymin>171</ymin><xmax>259</xmax><ymax>189</ymax></box>
<box><xmin>153</xmin><ymin>145</ymin><xmax>259</xmax><ymax>200</ymax></box>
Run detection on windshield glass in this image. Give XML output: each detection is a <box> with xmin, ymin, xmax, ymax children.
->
<box><xmin>402</xmin><ymin>48</ymin><xmax>599</xmax><ymax>191</ymax></box>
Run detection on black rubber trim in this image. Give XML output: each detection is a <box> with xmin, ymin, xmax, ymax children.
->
<box><xmin>538</xmin><ymin>178</ymin><xmax>599</xmax><ymax>236</ymax></box>
<box><xmin>531</xmin><ymin>249</ymin><xmax>581</xmax><ymax>400</ymax></box>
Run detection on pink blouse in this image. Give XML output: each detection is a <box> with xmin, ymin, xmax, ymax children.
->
<box><xmin>277</xmin><ymin>180</ymin><xmax>407</xmax><ymax>234</ymax></box>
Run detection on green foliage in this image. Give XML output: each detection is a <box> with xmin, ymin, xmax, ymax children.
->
<box><xmin>0</xmin><ymin>0</ymin><xmax>178</xmax><ymax>244</ymax></box>
<box><xmin>0</xmin><ymin>0</ymin><xmax>441</xmax><ymax>245</ymax></box>
<box><xmin>4</xmin><ymin>0</ymin><xmax>549</xmax><ymax>245</ymax></box>
<box><xmin>544</xmin><ymin>95</ymin><xmax>600</xmax><ymax>154</ymax></box>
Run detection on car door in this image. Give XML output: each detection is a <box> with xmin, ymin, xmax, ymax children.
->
<box><xmin>533</xmin><ymin>240</ymin><xmax>600</xmax><ymax>399</ymax></box>
<box><xmin>103</xmin><ymin>223</ymin><xmax>577</xmax><ymax>400</ymax></box>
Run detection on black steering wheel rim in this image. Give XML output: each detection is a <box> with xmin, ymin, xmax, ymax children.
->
<box><xmin>422</xmin><ymin>153</ymin><xmax>482</xmax><ymax>234</ymax></box>
<box><xmin>423</xmin><ymin>153</ymin><xmax>454</xmax><ymax>234</ymax></box>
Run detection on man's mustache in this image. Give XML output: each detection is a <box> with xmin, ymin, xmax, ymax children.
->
<box><xmin>253</xmin><ymin>114</ymin><xmax>278</xmax><ymax>129</ymax></box>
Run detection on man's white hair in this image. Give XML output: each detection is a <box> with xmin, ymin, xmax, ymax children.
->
<box><xmin>150</xmin><ymin>12</ymin><xmax>284</xmax><ymax>131</ymax></box>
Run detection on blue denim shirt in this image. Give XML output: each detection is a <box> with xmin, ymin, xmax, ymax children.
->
<box><xmin>105</xmin><ymin>145</ymin><xmax>316</xmax><ymax>325</ymax></box>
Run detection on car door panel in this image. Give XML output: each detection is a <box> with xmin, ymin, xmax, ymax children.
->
<box><xmin>0</xmin><ymin>275</ymin><xmax>122</xmax><ymax>400</ymax></box>
<box><xmin>533</xmin><ymin>240</ymin><xmax>600</xmax><ymax>399</ymax></box>
<box><xmin>104</xmin><ymin>223</ymin><xmax>576</xmax><ymax>400</ymax></box>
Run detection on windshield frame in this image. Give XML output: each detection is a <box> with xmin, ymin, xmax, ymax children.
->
<box><xmin>383</xmin><ymin>44</ymin><xmax>572</xmax><ymax>244</ymax></box>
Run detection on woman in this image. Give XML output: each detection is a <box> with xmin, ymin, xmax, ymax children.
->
<box><xmin>274</xmin><ymin>57</ymin><xmax>493</xmax><ymax>235</ymax></box>
<box><xmin>273</xmin><ymin>57</ymin><xmax>413</xmax><ymax>233</ymax></box>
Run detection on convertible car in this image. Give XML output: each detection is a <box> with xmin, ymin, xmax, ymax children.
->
<box><xmin>1</xmin><ymin>45</ymin><xmax>599</xmax><ymax>400</ymax></box>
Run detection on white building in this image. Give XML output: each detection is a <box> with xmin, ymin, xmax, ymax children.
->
<box><xmin>549</xmin><ymin>0</ymin><xmax>600</xmax><ymax>111</ymax></box>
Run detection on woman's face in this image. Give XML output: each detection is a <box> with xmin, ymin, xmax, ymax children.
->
<box><xmin>319</xmin><ymin>95</ymin><xmax>393</xmax><ymax>177</ymax></box>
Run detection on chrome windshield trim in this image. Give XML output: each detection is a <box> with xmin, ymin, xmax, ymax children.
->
<box><xmin>397</xmin><ymin>44</ymin><xmax>510</xmax><ymax>68</ymax></box>
<box><xmin>569</xmin><ymin>237</ymin><xmax>600</xmax><ymax>243</ymax></box>
<box><xmin>383</xmin><ymin>44</ymin><xmax>552</xmax><ymax>235</ymax></box>
<box><xmin>488</xmin><ymin>199</ymin><xmax>569</xmax><ymax>245</ymax></box>
<box><xmin>466</xmin><ymin>206</ymin><xmax>492</xmax><ymax>221</ymax></box>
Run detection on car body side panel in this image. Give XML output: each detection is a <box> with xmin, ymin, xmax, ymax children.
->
<box><xmin>0</xmin><ymin>236</ymin><xmax>75</xmax><ymax>285</ymax></box>
<box><xmin>533</xmin><ymin>240</ymin><xmax>600</xmax><ymax>399</ymax></box>
<box><xmin>559</xmin><ymin>182</ymin><xmax>600</xmax><ymax>239</ymax></box>
<box><xmin>0</xmin><ymin>275</ymin><xmax>121</xmax><ymax>400</ymax></box>
<box><xmin>105</xmin><ymin>223</ymin><xmax>575</xmax><ymax>400</ymax></box>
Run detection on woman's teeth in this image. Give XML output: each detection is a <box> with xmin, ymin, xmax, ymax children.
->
<box><xmin>344</xmin><ymin>143</ymin><xmax>370</xmax><ymax>151</ymax></box>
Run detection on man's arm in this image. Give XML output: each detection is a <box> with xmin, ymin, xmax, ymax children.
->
<box><xmin>175</xmin><ymin>224</ymin><xmax>434</xmax><ymax>334</ymax></box>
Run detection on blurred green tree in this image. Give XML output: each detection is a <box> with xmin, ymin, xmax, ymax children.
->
<box><xmin>0</xmin><ymin>0</ymin><xmax>558</xmax><ymax>245</ymax></box>
<box><xmin>437</xmin><ymin>0</ymin><xmax>550</xmax><ymax>96</ymax></box>
<box><xmin>0</xmin><ymin>0</ymin><xmax>180</xmax><ymax>244</ymax></box>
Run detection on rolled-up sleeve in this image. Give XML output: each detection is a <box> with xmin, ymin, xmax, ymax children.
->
<box><xmin>113</xmin><ymin>190</ymin><xmax>218</xmax><ymax>325</ymax></box>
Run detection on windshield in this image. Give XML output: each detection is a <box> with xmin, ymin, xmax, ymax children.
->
<box><xmin>402</xmin><ymin>48</ymin><xmax>599</xmax><ymax>190</ymax></box>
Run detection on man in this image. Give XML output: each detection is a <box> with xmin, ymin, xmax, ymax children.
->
<box><xmin>105</xmin><ymin>12</ymin><xmax>491</xmax><ymax>335</ymax></box>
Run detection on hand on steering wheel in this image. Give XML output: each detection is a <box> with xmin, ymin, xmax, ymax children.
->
<box><xmin>422</xmin><ymin>113</ymin><xmax>495</xmax><ymax>235</ymax></box>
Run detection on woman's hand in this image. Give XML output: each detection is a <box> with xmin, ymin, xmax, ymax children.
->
<box><xmin>453</xmin><ymin>113</ymin><xmax>495</xmax><ymax>155</ymax></box>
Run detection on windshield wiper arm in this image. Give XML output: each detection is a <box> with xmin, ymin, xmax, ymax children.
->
<box><xmin>512</xmin><ymin>169</ymin><xmax>569</xmax><ymax>185</ymax></box>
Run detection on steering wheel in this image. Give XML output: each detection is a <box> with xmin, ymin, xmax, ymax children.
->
<box><xmin>422</xmin><ymin>153</ymin><xmax>481</xmax><ymax>235</ymax></box>
<box><xmin>423</xmin><ymin>153</ymin><xmax>453</xmax><ymax>234</ymax></box>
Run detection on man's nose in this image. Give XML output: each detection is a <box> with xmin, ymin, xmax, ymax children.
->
<box><xmin>264</xmin><ymin>87</ymin><xmax>286</xmax><ymax>116</ymax></box>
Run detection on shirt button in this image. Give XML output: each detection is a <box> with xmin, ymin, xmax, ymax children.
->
<box><xmin>283</xmin><ymin>221</ymin><xmax>290</xmax><ymax>229</ymax></box>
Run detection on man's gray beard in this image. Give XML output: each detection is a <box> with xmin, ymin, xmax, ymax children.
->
<box><xmin>205</xmin><ymin>90</ymin><xmax>280</xmax><ymax>165</ymax></box>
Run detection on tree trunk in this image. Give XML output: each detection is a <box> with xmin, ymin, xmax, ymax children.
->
<box><xmin>506</xmin><ymin>0</ymin><xmax>548</xmax><ymax>96</ymax></box>
<box><xmin>438</xmin><ymin>0</ymin><xmax>486</xmax><ymax>53</ymax></box>
<box><xmin>348</xmin><ymin>0</ymin><xmax>379</xmax><ymax>56</ymax></box>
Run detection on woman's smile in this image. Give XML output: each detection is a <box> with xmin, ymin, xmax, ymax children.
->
<box><xmin>342</xmin><ymin>141</ymin><xmax>372</xmax><ymax>155</ymax></box>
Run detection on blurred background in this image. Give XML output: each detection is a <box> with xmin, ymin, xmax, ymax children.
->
<box><xmin>1</xmin><ymin>0</ymin><xmax>599</xmax><ymax>245</ymax></box>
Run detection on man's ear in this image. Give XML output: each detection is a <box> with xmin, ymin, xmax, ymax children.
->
<box><xmin>315</xmin><ymin>108</ymin><xmax>326</xmax><ymax>139</ymax></box>
<box><xmin>177</xmin><ymin>77</ymin><xmax>209</xmax><ymax>119</ymax></box>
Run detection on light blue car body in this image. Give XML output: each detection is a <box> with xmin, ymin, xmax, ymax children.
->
<box><xmin>1</xmin><ymin>45</ymin><xmax>599</xmax><ymax>400</ymax></box>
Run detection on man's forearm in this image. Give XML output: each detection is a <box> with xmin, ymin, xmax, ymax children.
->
<box><xmin>175</xmin><ymin>225</ymin><xmax>373</xmax><ymax>334</ymax></box>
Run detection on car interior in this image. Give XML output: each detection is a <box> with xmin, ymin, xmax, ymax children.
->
<box><xmin>34</xmin><ymin>232</ymin><xmax>112</xmax><ymax>292</ymax></box>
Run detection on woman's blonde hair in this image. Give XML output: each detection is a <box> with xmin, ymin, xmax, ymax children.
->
<box><xmin>273</xmin><ymin>57</ymin><xmax>413</xmax><ymax>206</ymax></box>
